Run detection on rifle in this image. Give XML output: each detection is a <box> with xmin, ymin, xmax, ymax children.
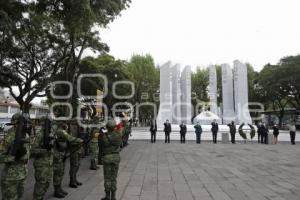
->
<box><xmin>9</xmin><ymin>113</ymin><xmax>31</xmax><ymax>160</ymax></box>
<box><xmin>43</xmin><ymin>116</ymin><xmax>55</xmax><ymax>151</ymax></box>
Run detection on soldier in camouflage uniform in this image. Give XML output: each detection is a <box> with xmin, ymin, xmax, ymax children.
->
<box><xmin>121</xmin><ymin>120</ymin><xmax>132</xmax><ymax>148</ymax></box>
<box><xmin>68</xmin><ymin>120</ymin><xmax>83</xmax><ymax>188</ymax></box>
<box><xmin>31</xmin><ymin>116</ymin><xmax>55</xmax><ymax>200</ymax></box>
<box><xmin>0</xmin><ymin>113</ymin><xmax>31</xmax><ymax>200</ymax></box>
<box><xmin>90</xmin><ymin>126</ymin><xmax>100</xmax><ymax>170</ymax></box>
<box><xmin>101</xmin><ymin>116</ymin><xmax>127</xmax><ymax>200</ymax></box>
<box><xmin>53</xmin><ymin>122</ymin><xmax>83</xmax><ymax>198</ymax></box>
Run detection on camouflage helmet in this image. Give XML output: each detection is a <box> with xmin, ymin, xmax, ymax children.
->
<box><xmin>11</xmin><ymin>112</ymin><xmax>22</xmax><ymax>124</ymax></box>
<box><xmin>106</xmin><ymin>117</ymin><xmax>116</xmax><ymax>130</ymax></box>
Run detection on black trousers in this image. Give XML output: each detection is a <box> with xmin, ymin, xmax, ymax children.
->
<box><xmin>261</xmin><ymin>134</ymin><xmax>268</xmax><ymax>144</ymax></box>
<box><xmin>212</xmin><ymin>132</ymin><xmax>217</xmax><ymax>143</ymax></box>
<box><xmin>151</xmin><ymin>131</ymin><xmax>156</xmax><ymax>143</ymax></box>
<box><xmin>165</xmin><ymin>132</ymin><xmax>170</xmax><ymax>143</ymax></box>
<box><xmin>230</xmin><ymin>133</ymin><xmax>236</xmax><ymax>144</ymax></box>
<box><xmin>196</xmin><ymin>133</ymin><xmax>201</xmax><ymax>144</ymax></box>
<box><xmin>258</xmin><ymin>132</ymin><xmax>261</xmax><ymax>143</ymax></box>
<box><xmin>180</xmin><ymin>133</ymin><xmax>186</xmax><ymax>143</ymax></box>
<box><xmin>290</xmin><ymin>131</ymin><xmax>296</xmax><ymax>145</ymax></box>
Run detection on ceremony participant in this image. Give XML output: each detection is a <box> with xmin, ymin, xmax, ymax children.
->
<box><xmin>163</xmin><ymin>119</ymin><xmax>172</xmax><ymax>143</ymax></box>
<box><xmin>227</xmin><ymin>121</ymin><xmax>236</xmax><ymax>144</ymax></box>
<box><xmin>272</xmin><ymin>124</ymin><xmax>279</xmax><ymax>144</ymax></box>
<box><xmin>179</xmin><ymin>122</ymin><xmax>187</xmax><ymax>143</ymax></box>
<box><xmin>194</xmin><ymin>122</ymin><xmax>202</xmax><ymax>144</ymax></box>
<box><xmin>31</xmin><ymin>116</ymin><xmax>55</xmax><ymax>200</ymax></box>
<box><xmin>53</xmin><ymin>122</ymin><xmax>83</xmax><ymax>198</ymax></box>
<box><xmin>101</xmin><ymin>113</ymin><xmax>128</xmax><ymax>200</ymax></box>
<box><xmin>0</xmin><ymin>113</ymin><xmax>31</xmax><ymax>200</ymax></box>
<box><xmin>289</xmin><ymin>122</ymin><xmax>296</xmax><ymax>145</ymax></box>
<box><xmin>211</xmin><ymin>119</ymin><xmax>219</xmax><ymax>144</ymax></box>
<box><xmin>150</xmin><ymin>119</ymin><xmax>157</xmax><ymax>143</ymax></box>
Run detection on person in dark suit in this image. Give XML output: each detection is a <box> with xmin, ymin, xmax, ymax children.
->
<box><xmin>179</xmin><ymin>122</ymin><xmax>187</xmax><ymax>144</ymax></box>
<box><xmin>211</xmin><ymin>119</ymin><xmax>219</xmax><ymax>144</ymax></box>
<box><xmin>272</xmin><ymin>124</ymin><xmax>279</xmax><ymax>144</ymax></box>
<box><xmin>261</xmin><ymin>123</ymin><xmax>269</xmax><ymax>144</ymax></box>
<box><xmin>257</xmin><ymin>122</ymin><xmax>263</xmax><ymax>143</ymax></box>
<box><xmin>150</xmin><ymin>120</ymin><xmax>157</xmax><ymax>143</ymax></box>
<box><xmin>164</xmin><ymin>119</ymin><xmax>172</xmax><ymax>143</ymax></box>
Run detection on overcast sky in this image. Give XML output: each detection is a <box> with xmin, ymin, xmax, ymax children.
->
<box><xmin>98</xmin><ymin>0</ymin><xmax>300</xmax><ymax>71</ymax></box>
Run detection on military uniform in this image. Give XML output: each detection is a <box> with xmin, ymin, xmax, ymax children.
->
<box><xmin>68</xmin><ymin>122</ymin><xmax>82</xmax><ymax>188</ymax></box>
<box><xmin>31</xmin><ymin>125</ymin><xmax>54</xmax><ymax>200</ymax></box>
<box><xmin>90</xmin><ymin>127</ymin><xmax>99</xmax><ymax>170</ymax></box>
<box><xmin>194</xmin><ymin>124</ymin><xmax>202</xmax><ymax>144</ymax></box>
<box><xmin>102</xmin><ymin>119</ymin><xmax>124</xmax><ymax>200</ymax></box>
<box><xmin>122</xmin><ymin>122</ymin><xmax>131</xmax><ymax>147</ymax></box>
<box><xmin>53</xmin><ymin>124</ymin><xmax>82</xmax><ymax>198</ymax></box>
<box><xmin>0</xmin><ymin>114</ymin><xmax>31</xmax><ymax>200</ymax></box>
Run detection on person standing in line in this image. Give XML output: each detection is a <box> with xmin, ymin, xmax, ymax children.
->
<box><xmin>31</xmin><ymin>116</ymin><xmax>55</xmax><ymax>200</ymax></box>
<box><xmin>227</xmin><ymin>121</ymin><xmax>236</xmax><ymax>144</ymax></box>
<box><xmin>52</xmin><ymin>122</ymin><xmax>83</xmax><ymax>198</ymax></box>
<box><xmin>101</xmin><ymin>114</ymin><xmax>128</xmax><ymax>200</ymax></box>
<box><xmin>257</xmin><ymin>122</ymin><xmax>263</xmax><ymax>143</ymax></box>
<box><xmin>68</xmin><ymin>121</ymin><xmax>83</xmax><ymax>188</ymax></box>
<box><xmin>164</xmin><ymin>119</ymin><xmax>172</xmax><ymax>143</ymax></box>
<box><xmin>211</xmin><ymin>119</ymin><xmax>219</xmax><ymax>144</ymax></box>
<box><xmin>289</xmin><ymin>122</ymin><xmax>296</xmax><ymax>145</ymax></box>
<box><xmin>150</xmin><ymin>119</ymin><xmax>157</xmax><ymax>143</ymax></box>
<box><xmin>0</xmin><ymin>113</ymin><xmax>31</xmax><ymax>200</ymax></box>
<box><xmin>179</xmin><ymin>122</ymin><xmax>187</xmax><ymax>144</ymax></box>
<box><xmin>272</xmin><ymin>124</ymin><xmax>279</xmax><ymax>144</ymax></box>
<box><xmin>194</xmin><ymin>122</ymin><xmax>202</xmax><ymax>144</ymax></box>
<box><xmin>261</xmin><ymin>123</ymin><xmax>269</xmax><ymax>144</ymax></box>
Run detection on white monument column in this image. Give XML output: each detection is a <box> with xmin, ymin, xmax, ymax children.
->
<box><xmin>233</xmin><ymin>60</ymin><xmax>252</xmax><ymax>124</ymax></box>
<box><xmin>209</xmin><ymin>65</ymin><xmax>218</xmax><ymax>115</ymax></box>
<box><xmin>221</xmin><ymin>64</ymin><xmax>236</xmax><ymax>124</ymax></box>
<box><xmin>171</xmin><ymin>64</ymin><xmax>181</xmax><ymax>124</ymax></box>
<box><xmin>180</xmin><ymin>65</ymin><xmax>192</xmax><ymax>124</ymax></box>
<box><xmin>156</xmin><ymin>62</ymin><xmax>173</xmax><ymax>126</ymax></box>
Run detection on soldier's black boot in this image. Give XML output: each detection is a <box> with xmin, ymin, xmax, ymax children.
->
<box><xmin>60</xmin><ymin>187</ymin><xmax>68</xmax><ymax>196</ymax></box>
<box><xmin>54</xmin><ymin>185</ymin><xmax>66</xmax><ymax>198</ymax></box>
<box><xmin>101</xmin><ymin>191</ymin><xmax>110</xmax><ymax>200</ymax></box>
<box><xmin>90</xmin><ymin>160</ymin><xmax>98</xmax><ymax>170</ymax></box>
<box><xmin>75</xmin><ymin>175</ymin><xmax>83</xmax><ymax>186</ymax></box>
<box><xmin>111</xmin><ymin>191</ymin><xmax>116</xmax><ymax>200</ymax></box>
<box><xmin>69</xmin><ymin>177</ymin><xmax>78</xmax><ymax>188</ymax></box>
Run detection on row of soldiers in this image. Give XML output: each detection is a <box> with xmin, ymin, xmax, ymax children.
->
<box><xmin>0</xmin><ymin>112</ymin><xmax>131</xmax><ymax>200</ymax></box>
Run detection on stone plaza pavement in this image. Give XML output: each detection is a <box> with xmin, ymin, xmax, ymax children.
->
<box><xmin>2</xmin><ymin>140</ymin><xmax>299</xmax><ymax>200</ymax></box>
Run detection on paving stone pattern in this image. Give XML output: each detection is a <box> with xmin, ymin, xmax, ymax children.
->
<box><xmin>1</xmin><ymin>141</ymin><xmax>299</xmax><ymax>200</ymax></box>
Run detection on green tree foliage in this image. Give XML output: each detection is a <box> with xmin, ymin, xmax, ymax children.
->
<box><xmin>126</xmin><ymin>54</ymin><xmax>159</xmax><ymax>122</ymax></box>
<box><xmin>0</xmin><ymin>0</ymin><xmax>131</xmax><ymax>112</ymax></box>
<box><xmin>191</xmin><ymin>67</ymin><xmax>209</xmax><ymax>110</ymax></box>
<box><xmin>77</xmin><ymin>55</ymin><xmax>129</xmax><ymax>113</ymax></box>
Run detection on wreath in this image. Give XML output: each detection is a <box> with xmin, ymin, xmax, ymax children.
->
<box><xmin>238</xmin><ymin>123</ymin><xmax>256</xmax><ymax>140</ymax></box>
